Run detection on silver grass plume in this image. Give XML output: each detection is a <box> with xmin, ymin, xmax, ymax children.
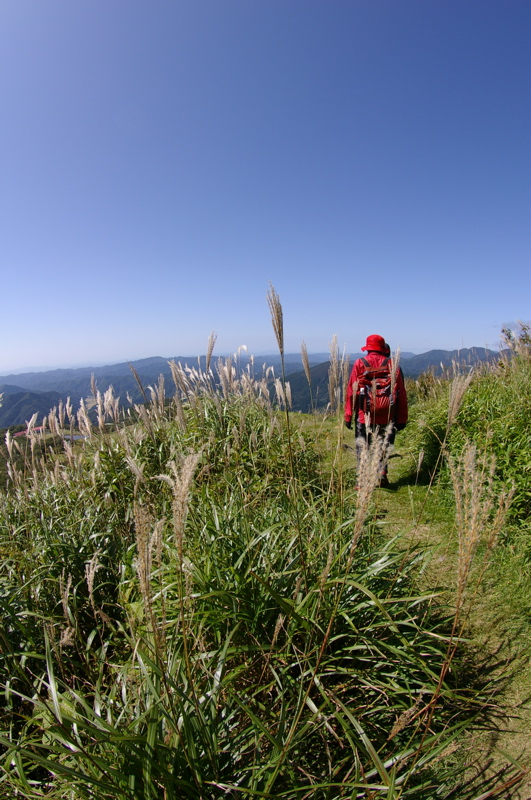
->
<box><xmin>77</xmin><ymin>400</ymin><xmax>93</xmax><ymax>439</ymax></box>
<box><xmin>133</xmin><ymin>506</ymin><xmax>166</xmax><ymax>647</ymax></box>
<box><xmin>134</xmin><ymin>503</ymin><xmax>155</xmax><ymax>631</ymax></box>
<box><xmin>169</xmin><ymin>360</ymin><xmax>189</xmax><ymax>427</ymax></box>
<box><xmin>274</xmin><ymin>377</ymin><xmax>283</xmax><ymax>407</ymax></box>
<box><xmin>350</xmin><ymin>430</ymin><xmax>389</xmax><ymax>554</ymax></box>
<box><xmin>328</xmin><ymin>334</ymin><xmax>340</xmax><ymax>412</ymax></box>
<box><xmin>206</xmin><ymin>330</ymin><xmax>217</xmax><ymax>373</ymax></box>
<box><xmin>285</xmin><ymin>381</ymin><xmax>292</xmax><ymax>409</ymax></box>
<box><xmin>96</xmin><ymin>390</ymin><xmax>105</xmax><ymax>431</ymax></box>
<box><xmin>390</xmin><ymin>346</ymin><xmax>401</xmax><ymax>406</ymax></box>
<box><xmin>157</xmin><ymin>452</ymin><xmax>201</xmax><ymax>567</ymax></box>
<box><xmin>274</xmin><ymin>378</ymin><xmax>290</xmax><ymax>409</ymax></box>
<box><xmin>267</xmin><ymin>282</ymin><xmax>284</xmax><ymax>357</ymax></box>
<box><xmin>26</xmin><ymin>412</ymin><xmax>39</xmax><ymax>435</ymax></box>
<box><xmin>85</xmin><ymin>550</ymin><xmax>103</xmax><ymax>614</ymax></box>
<box><xmin>65</xmin><ymin>397</ymin><xmax>73</xmax><ymax>428</ymax></box>
<box><xmin>5</xmin><ymin>430</ymin><xmax>13</xmax><ymax>460</ymax></box>
<box><xmin>60</xmin><ymin>572</ymin><xmax>73</xmax><ymax>625</ymax></box>
<box><xmin>134</xmin><ymin>403</ymin><xmax>155</xmax><ymax>442</ymax></box>
<box><xmin>447</xmin><ymin>373</ymin><xmax>474</xmax><ymax>427</ymax></box>
<box><xmin>341</xmin><ymin>347</ymin><xmax>350</xmax><ymax>406</ymax></box>
<box><xmin>157</xmin><ymin>374</ymin><xmax>165</xmax><ymax>415</ymax></box>
<box><xmin>129</xmin><ymin>363</ymin><xmax>150</xmax><ymax>405</ymax></box>
<box><xmin>58</xmin><ymin>399</ymin><xmax>65</xmax><ymax>430</ymax></box>
<box><xmin>301</xmin><ymin>341</ymin><xmax>311</xmax><ymax>387</ymax></box>
<box><xmin>447</xmin><ymin>443</ymin><xmax>514</xmax><ymax>616</ymax></box>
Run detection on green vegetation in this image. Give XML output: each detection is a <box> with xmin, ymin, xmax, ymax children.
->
<box><xmin>0</xmin><ymin>313</ymin><xmax>529</xmax><ymax>798</ymax></box>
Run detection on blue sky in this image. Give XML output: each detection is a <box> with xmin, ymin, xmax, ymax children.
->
<box><xmin>1</xmin><ymin>0</ymin><xmax>529</xmax><ymax>372</ymax></box>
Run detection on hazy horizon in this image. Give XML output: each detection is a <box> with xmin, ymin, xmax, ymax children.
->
<box><xmin>0</xmin><ymin>341</ymin><xmax>509</xmax><ymax>378</ymax></box>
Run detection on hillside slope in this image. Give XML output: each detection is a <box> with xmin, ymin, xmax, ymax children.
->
<box><xmin>0</xmin><ymin>389</ymin><xmax>66</xmax><ymax>428</ymax></box>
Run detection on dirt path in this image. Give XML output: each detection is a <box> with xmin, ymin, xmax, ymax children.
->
<box><xmin>374</xmin><ymin>455</ymin><xmax>531</xmax><ymax>799</ymax></box>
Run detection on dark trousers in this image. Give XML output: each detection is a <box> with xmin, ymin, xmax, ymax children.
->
<box><xmin>355</xmin><ymin>422</ymin><xmax>396</xmax><ymax>476</ymax></box>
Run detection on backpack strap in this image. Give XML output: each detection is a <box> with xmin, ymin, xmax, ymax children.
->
<box><xmin>361</xmin><ymin>356</ymin><xmax>390</xmax><ymax>370</ymax></box>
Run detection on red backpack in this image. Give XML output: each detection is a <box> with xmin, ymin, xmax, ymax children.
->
<box><xmin>356</xmin><ymin>357</ymin><xmax>396</xmax><ymax>425</ymax></box>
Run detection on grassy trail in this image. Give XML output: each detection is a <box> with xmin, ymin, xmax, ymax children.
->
<box><xmin>368</xmin><ymin>439</ymin><xmax>531</xmax><ymax>799</ymax></box>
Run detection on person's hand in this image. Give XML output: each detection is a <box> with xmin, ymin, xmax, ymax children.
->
<box><xmin>345</xmin><ymin>420</ymin><xmax>352</xmax><ymax>430</ymax></box>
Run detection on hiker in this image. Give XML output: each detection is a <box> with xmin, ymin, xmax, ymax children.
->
<box><xmin>344</xmin><ymin>334</ymin><xmax>408</xmax><ymax>487</ymax></box>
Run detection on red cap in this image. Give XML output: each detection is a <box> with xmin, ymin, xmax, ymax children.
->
<box><xmin>361</xmin><ymin>334</ymin><xmax>386</xmax><ymax>353</ymax></box>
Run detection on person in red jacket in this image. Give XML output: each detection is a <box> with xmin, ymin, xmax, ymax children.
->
<box><xmin>344</xmin><ymin>334</ymin><xmax>408</xmax><ymax>487</ymax></box>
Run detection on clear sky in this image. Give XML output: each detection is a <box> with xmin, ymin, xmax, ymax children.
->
<box><xmin>1</xmin><ymin>0</ymin><xmax>529</xmax><ymax>372</ymax></box>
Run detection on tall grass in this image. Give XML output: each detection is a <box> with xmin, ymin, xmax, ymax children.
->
<box><xmin>0</xmin><ymin>316</ymin><xmax>518</xmax><ymax>798</ymax></box>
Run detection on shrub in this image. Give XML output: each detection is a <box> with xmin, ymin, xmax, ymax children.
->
<box><xmin>448</xmin><ymin>351</ymin><xmax>531</xmax><ymax>522</ymax></box>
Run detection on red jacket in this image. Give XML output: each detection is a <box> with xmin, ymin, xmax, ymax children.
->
<box><xmin>344</xmin><ymin>352</ymin><xmax>408</xmax><ymax>426</ymax></box>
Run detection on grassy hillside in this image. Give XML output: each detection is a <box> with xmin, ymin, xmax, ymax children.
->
<box><xmin>0</xmin><ymin>315</ymin><xmax>529</xmax><ymax>798</ymax></box>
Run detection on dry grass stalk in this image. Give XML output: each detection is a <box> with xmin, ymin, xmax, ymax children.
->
<box><xmin>157</xmin><ymin>453</ymin><xmax>201</xmax><ymax>566</ymax></box>
<box><xmin>5</xmin><ymin>429</ymin><xmax>13</xmax><ymax>460</ymax></box>
<box><xmin>129</xmin><ymin>363</ymin><xmax>150</xmax><ymax>405</ymax></box>
<box><xmin>59</xmin><ymin>626</ymin><xmax>76</xmax><ymax>649</ymax></box>
<box><xmin>275</xmin><ymin>378</ymin><xmax>291</xmax><ymax>408</ymax></box>
<box><xmin>319</xmin><ymin>540</ymin><xmax>335</xmax><ymax>591</ymax></box>
<box><xmin>284</xmin><ymin>381</ymin><xmax>292</xmax><ymax>409</ymax></box>
<box><xmin>62</xmin><ymin>440</ymin><xmax>75</xmax><ymax>470</ymax></box>
<box><xmin>292</xmin><ymin>573</ymin><xmax>304</xmax><ymax>601</ymax></box>
<box><xmin>217</xmin><ymin>356</ymin><xmax>236</xmax><ymax>399</ymax></box>
<box><xmin>58</xmin><ymin>399</ymin><xmax>65</xmax><ymax>430</ymax></box>
<box><xmin>390</xmin><ymin>346</ymin><xmax>401</xmax><ymax>404</ymax></box>
<box><xmin>134</xmin><ymin>403</ymin><xmax>156</xmax><ymax>442</ymax></box>
<box><xmin>206</xmin><ymin>330</ymin><xmax>217</xmax><ymax>373</ymax></box>
<box><xmin>267</xmin><ymin>282</ymin><xmax>284</xmax><ymax>357</ymax></box>
<box><xmin>447</xmin><ymin>373</ymin><xmax>474</xmax><ymax>426</ymax></box>
<box><xmin>77</xmin><ymin>400</ymin><xmax>93</xmax><ymax>439</ymax></box>
<box><xmin>301</xmin><ymin>341</ymin><xmax>311</xmax><ymax>387</ymax></box>
<box><xmin>156</xmin><ymin>454</ymin><xmax>201</xmax><ymax>648</ymax></box>
<box><xmin>104</xmin><ymin>386</ymin><xmax>120</xmax><ymax>425</ymax></box>
<box><xmin>46</xmin><ymin>408</ymin><xmax>58</xmax><ymax>438</ymax></box>
<box><xmin>6</xmin><ymin>461</ymin><xmax>21</xmax><ymax>489</ymax></box>
<box><xmin>134</xmin><ymin>503</ymin><xmax>155</xmax><ymax>628</ymax></box>
<box><xmin>96</xmin><ymin>390</ymin><xmax>105</xmax><ymax>431</ymax></box>
<box><xmin>172</xmin><ymin>389</ymin><xmax>186</xmax><ymax>429</ymax></box>
<box><xmin>169</xmin><ymin>360</ymin><xmax>187</xmax><ymax>395</ymax></box>
<box><xmin>448</xmin><ymin>443</ymin><xmax>514</xmax><ymax>615</ymax></box>
<box><xmin>157</xmin><ymin>375</ymin><xmax>165</xmax><ymax>415</ymax></box>
<box><xmin>388</xmin><ymin>692</ymin><xmax>426</xmax><ymax>740</ymax></box>
<box><xmin>328</xmin><ymin>335</ymin><xmax>340</xmax><ymax>413</ymax></box>
<box><xmin>168</xmin><ymin>360</ymin><xmax>188</xmax><ymax>428</ymax></box>
<box><xmin>65</xmin><ymin>397</ymin><xmax>73</xmax><ymax>427</ymax></box>
<box><xmin>60</xmin><ymin>572</ymin><xmax>73</xmax><ymax>625</ymax></box>
<box><xmin>416</xmin><ymin>449</ymin><xmax>425</xmax><ymax>483</ymax></box>
<box><xmin>341</xmin><ymin>348</ymin><xmax>350</xmax><ymax>406</ymax></box>
<box><xmin>240</xmin><ymin>370</ymin><xmax>256</xmax><ymax>399</ymax></box>
<box><xmin>350</xmin><ymin>430</ymin><xmax>389</xmax><ymax>554</ymax></box>
<box><xmin>26</xmin><ymin>412</ymin><xmax>39</xmax><ymax>436</ymax></box>
<box><xmin>271</xmin><ymin>613</ymin><xmax>285</xmax><ymax>648</ymax></box>
<box><xmin>147</xmin><ymin>375</ymin><xmax>166</xmax><ymax>422</ymax></box>
<box><xmin>502</xmin><ymin>321</ymin><xmax>531</xmax><ymax>358</ymax></box>
<box><xmin>85</xmin><ymin>551</ymin><xmax>103</xmax><ymax>614</ymax></box>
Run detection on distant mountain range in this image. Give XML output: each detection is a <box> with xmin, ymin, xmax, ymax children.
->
<box><xmin>0</xmin><ymin>347</ymin><xmax>501</xmax><ymax>428</ymax></box>
<box><xmin>288</xmin><ymin>347</ymin><xmax>501</xmax><ymax>412</ymax></box>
